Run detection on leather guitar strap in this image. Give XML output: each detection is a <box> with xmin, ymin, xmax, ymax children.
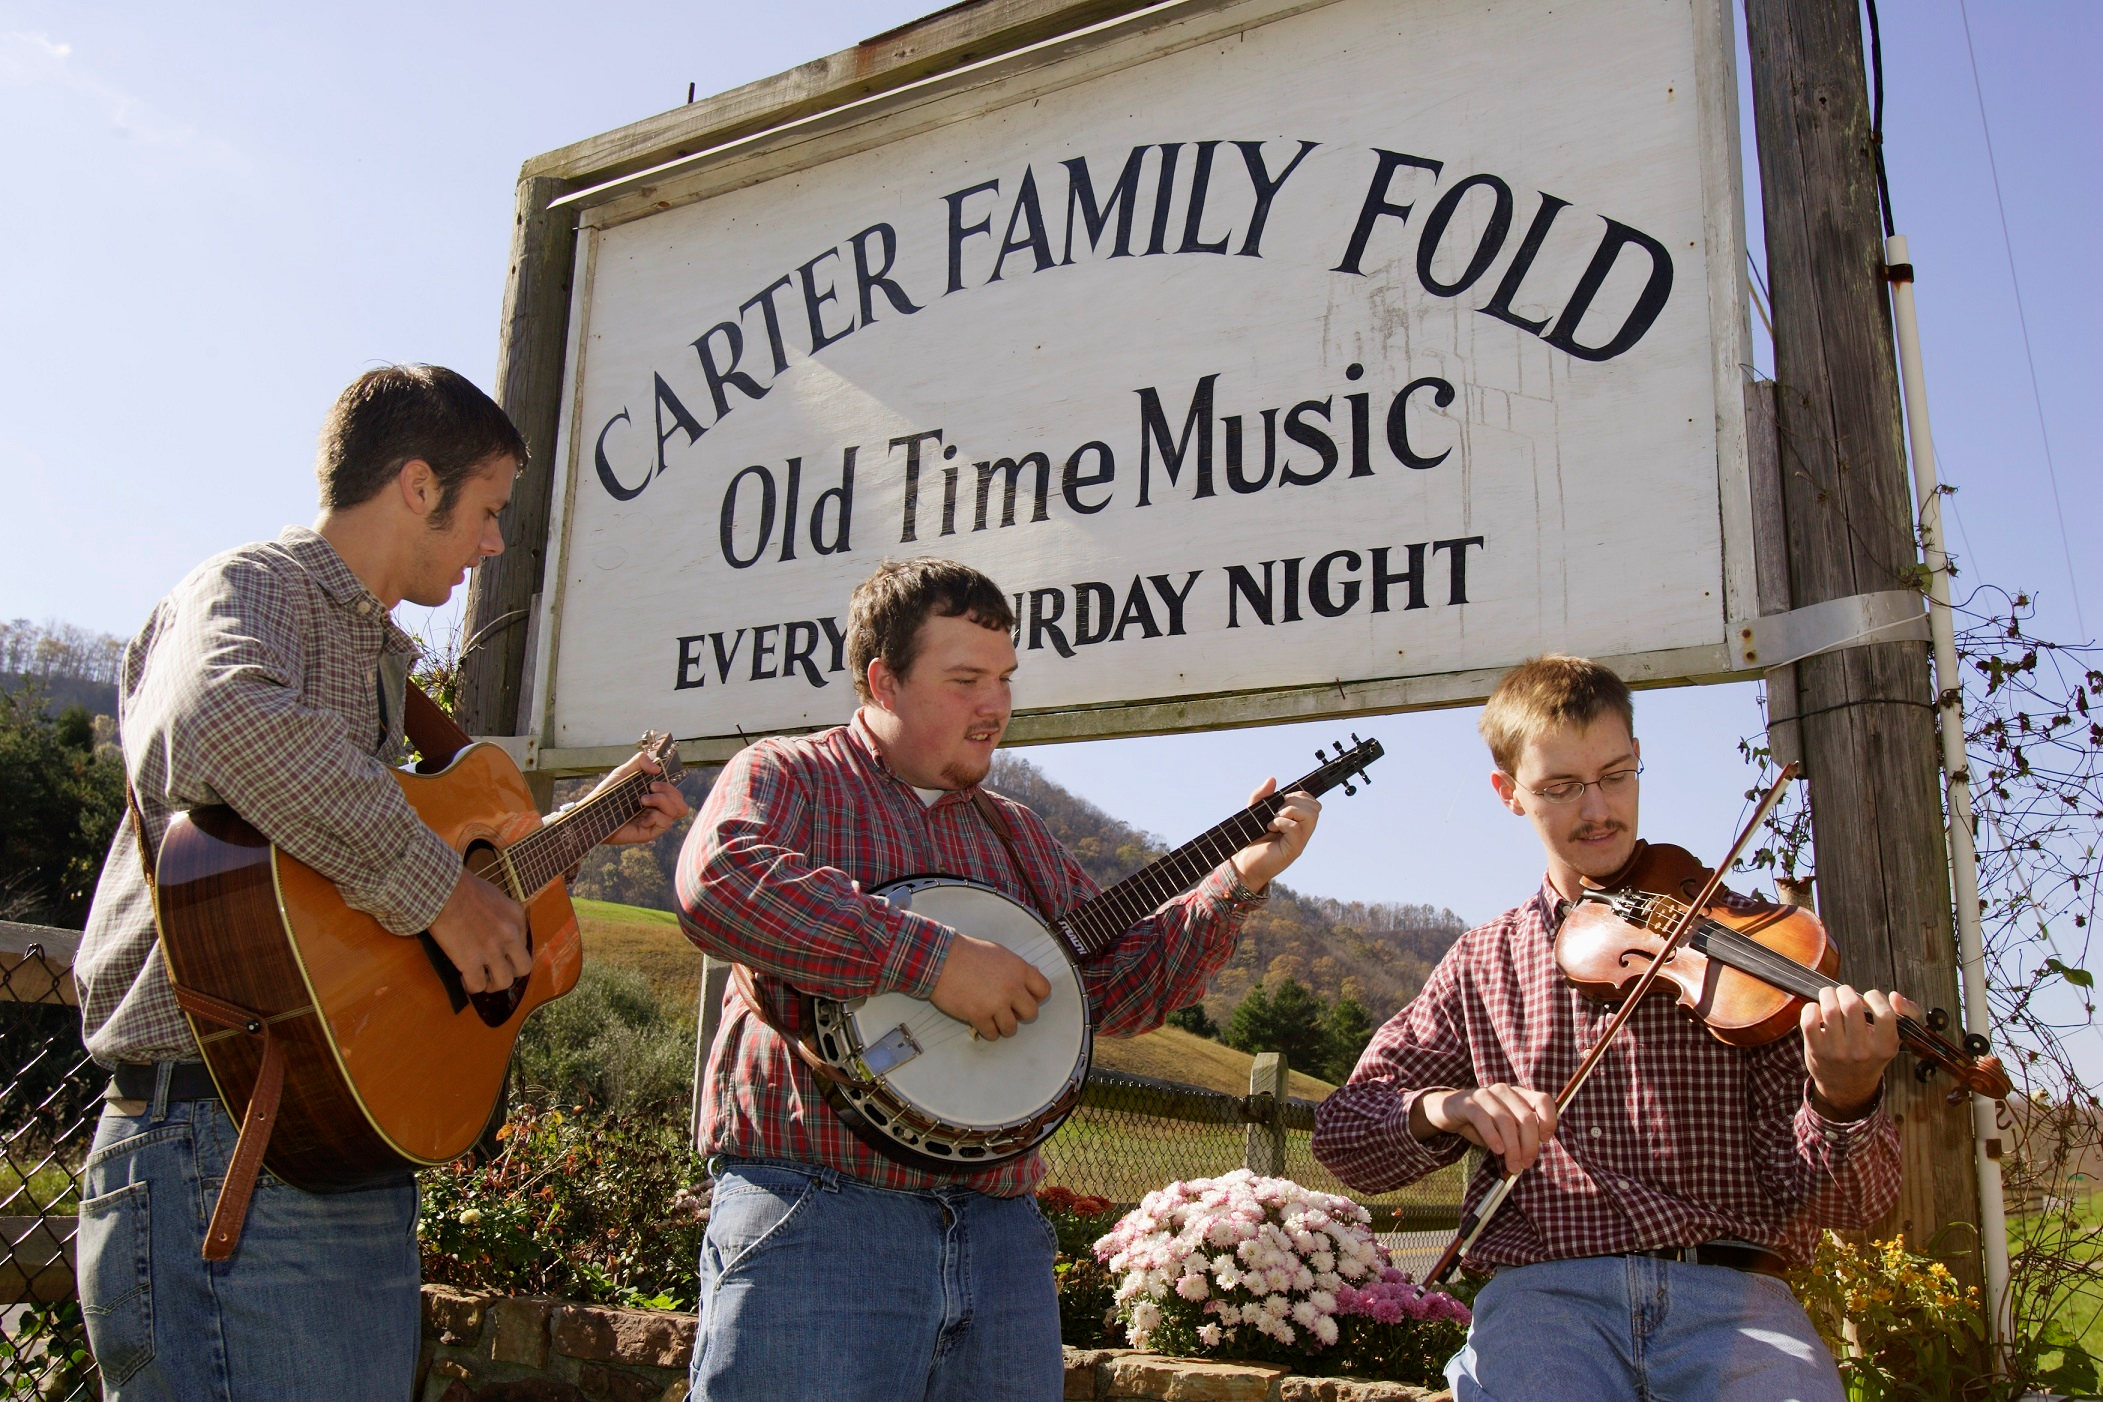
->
<box><xmin>404</xmin><ymin>680</ymin><xmax>473</xmax><ymax>768</ymax></box>
<box><xmin>125</xmin><ymin>781</ymin><xmax>286</xmax><ymax>1262</ymax></box>
<box><xmin>172</xmin><ymin>986</ymin><xmax>287</xmax><ymax>1262</ymax></box>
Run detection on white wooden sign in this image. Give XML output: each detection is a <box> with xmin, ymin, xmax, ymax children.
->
<box><xmin>530</xmin><ymin>0</ymin><xmax>1751</xmax><ymax>762</ymax></box>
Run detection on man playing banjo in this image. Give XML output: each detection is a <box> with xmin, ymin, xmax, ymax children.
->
<box><xmin>674</xmin><ymin>557</ymin><xmax>1321</xmax><ymax>1401</ymax></box>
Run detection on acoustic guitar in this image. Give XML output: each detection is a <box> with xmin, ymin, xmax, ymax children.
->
<box><xmin>151</xmin><ymin>733</ymin><xmax>682</xmax><ymax>1200</ymax></box>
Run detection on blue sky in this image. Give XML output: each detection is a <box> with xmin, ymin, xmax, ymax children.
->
<box><xmin>1</xmin><ymin>2</ymin><xmax>2094</xmax><ymax>1055</ymax></box>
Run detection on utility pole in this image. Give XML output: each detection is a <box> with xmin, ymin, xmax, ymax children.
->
<box><xmin>1744</xmin><ymin>0</ymin><xmax>1982</xmax><ymax>1286</ymax></box>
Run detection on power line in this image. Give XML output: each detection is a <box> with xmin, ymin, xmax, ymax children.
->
<box><xmin>1957</xmin><ymin>0</ymin><xmax>2088</xmax><ymax>639</ymax></box>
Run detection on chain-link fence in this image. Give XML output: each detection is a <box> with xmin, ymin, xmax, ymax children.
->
<box><xmin>0</xmin><ymin>922</ymin><xmax>99</xmax><ymax>1400</ymax></box>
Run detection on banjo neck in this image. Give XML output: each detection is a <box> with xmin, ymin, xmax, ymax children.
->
<box><xmin>1056</xmin><ymin>736</ymin><xmax>1383</xmax><ymax>961</ymax></box>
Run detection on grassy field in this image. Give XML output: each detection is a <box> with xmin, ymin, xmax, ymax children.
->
<box><xmin>574</xmin><ymin>899</ymin><xmax>1335</xmax><ymax>1099</ymax></box>
<box><xmin>2010</xmin><ymin>1188</ymin><xmax>2103</xmax><ymax>1366</ymax></box>
<box><xmin>574</xmin><ymin>898</ymin><xmax>703</xmax><ymax>1010</ymax></box>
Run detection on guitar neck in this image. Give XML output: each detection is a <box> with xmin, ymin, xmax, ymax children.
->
<box><xmin>504</xmin><ymin>770</ymin><xmax>655</xmax><ymax>897</ymax></box>
<box><xmin>1059</xmin><ymin>739</ymin><xmax>1381</xmax><ymax>959</ymax></box>
<box><xmin>1063</xmin><ymin>799</ymin><xmax>1285</xmax><ymax>957</ymax></box>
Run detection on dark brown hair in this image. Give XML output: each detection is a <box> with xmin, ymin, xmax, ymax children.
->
<box><xmin>315</xmin><ymin>365</ymin><xmax>527</xmax><ymax>523</ymax></box>
<box><xmin>1478</xmin><ymin>654</ymin><xmax>1635</xmax><ymax>773</ymax></box>
<box><xmin>846</xmin><ymin>558</ymin><xmax>1015</xmax><ymax>701</ymax></box>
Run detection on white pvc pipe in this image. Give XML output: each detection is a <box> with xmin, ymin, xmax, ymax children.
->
<box><xmin>1885</xmin><ymin>232</ymin><xmax>2013</xmax><ymax>1362</ymax></box>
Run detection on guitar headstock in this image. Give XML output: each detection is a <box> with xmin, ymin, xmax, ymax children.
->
<box><xmin>638</xmin><ymin>730</ymin><xmax>686</xmax><ymax>784</ymax></box>
<box><xmin>1289</xmin><ymin>734</ymin><xmax>1385</xmax><ymax>800</ymax></box>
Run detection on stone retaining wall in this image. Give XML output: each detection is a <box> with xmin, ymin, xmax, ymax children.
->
<box><xmin>417</xmin><ymin>1288</ymin><xmax>1451</xmax><ymax>1402</ymax></box>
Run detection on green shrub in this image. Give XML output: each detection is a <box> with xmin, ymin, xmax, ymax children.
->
<box><xmin>418</xmin><ymin>1102</ymin><xmax>707</xmax><ymax>1309</ymax></box>
<box><xmin>513</xmin><ymin>963</ymin><xmax>695</xmax><ymax>1115</ymax></box>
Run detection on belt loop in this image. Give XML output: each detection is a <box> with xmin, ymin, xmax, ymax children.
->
<box><xmin>150</xmin><ymin>1061</ymin><xmax>172</xmax><ymax>1123</ymax></box>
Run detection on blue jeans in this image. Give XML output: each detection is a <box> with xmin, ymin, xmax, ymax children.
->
<box><xmin>691</xmin><ymin>1158</ymin><xmax>1062</xmax><ymax>1402</ymax></box>
<box><xmin>76</xmin><ymin>1074</ymin><xmax>421</xmax><ymax>1402</ymax></box>
<box><xmin>1448</xmin><ymin>1255</ymin><xmax>1844</xmax><ymax>1402</ymax></box>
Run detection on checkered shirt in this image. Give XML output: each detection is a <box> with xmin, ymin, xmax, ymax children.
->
<box><xmin>1312</xmin><ymin>878</ymin><xmax>1902</xmax><ymax>1270</ymax></box>
<box><xmin>676</xmin><ymin>713</ymin><xmax>1267</xmax><ymax>1197</ymax></box>
<box><xmin>77</xmin><ymin>527</ymin><xmax>464</xmax><ymax>1066</ymax></box>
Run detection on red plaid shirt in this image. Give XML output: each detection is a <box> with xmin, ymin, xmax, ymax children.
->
<box><xmin>676</xmin><ymin>713</ymin><xmax>1264</xmax><ymax>1196</ymax></box>
<box><xmin>1312</xmin><ymin>878</ymin><xmax>1901</xmax><ymax>1269</ymax></box>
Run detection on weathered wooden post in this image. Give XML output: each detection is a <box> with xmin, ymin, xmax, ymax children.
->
<box><xmin>1744</xmin><ymin>0</ymin><xmax>1981</xmax><ymax>1284</ymax></box>
<box><xmin>1245</xmin><ymin>1052</ymin><xmax>1288</xmax><ymax>1177</ymax></box>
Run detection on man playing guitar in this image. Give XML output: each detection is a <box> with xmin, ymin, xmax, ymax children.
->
<box><xmin>74</xmin><ymin>365</ymin><xmax>687</xmax><ymax>1400</ymax></box>
<box><xmin>1313</xmin><ymin>654</ymin><xmax>1916</xmax><ymax>1400</ymax></box>
<box><xmin>675</xmin><ymin>557</ymin><xmax>1321</xmax><ymax>1401</ymax></box>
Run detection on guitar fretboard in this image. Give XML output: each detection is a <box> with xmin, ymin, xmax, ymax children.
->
<box><xmin>1058</xmin><ymin>740</ymin><xmax>1381</xmax><ymax>961</ymax></box>
<box><xmin>500</xmin><ymin>758</ymin><xmax>677</xmax><ymax>898</ymax></box>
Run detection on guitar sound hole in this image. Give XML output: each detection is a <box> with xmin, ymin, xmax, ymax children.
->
<box><xmin>445</xmin><ymin>841</ymin><xmax>533</xmax><ymax>1029</ymax></box>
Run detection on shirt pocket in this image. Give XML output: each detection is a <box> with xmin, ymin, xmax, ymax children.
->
<box><xmin>77</xmin><ymin>1180</ymin><xmax>154</xmax><ymax>1387</ymax></box>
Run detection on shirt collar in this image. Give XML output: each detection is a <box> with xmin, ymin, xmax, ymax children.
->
<box><xmin>847</xmin><ymin>709</ymin><xmax>977</xmax><ymax>808</ymax></box>
<box><xmin>275</xmin><ymin>526</ymin><xmax>419</xmax><ymax>657</ymax></box>
<box><xmin>1533</xmin><ymin>879</ymin><xmax>1568</xmax><ymax>933</ymax></box>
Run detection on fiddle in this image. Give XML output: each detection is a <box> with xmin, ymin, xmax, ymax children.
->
<box><xmin>1557</xmin><ymin>841</ymin><xmax>2012</xmax><ymax>1101</ymax></box>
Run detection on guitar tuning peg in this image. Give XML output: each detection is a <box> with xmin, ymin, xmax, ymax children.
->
<box><xmin>1315</xmin><ymin>750</ymin><xmax>1326</xmax><ymax>765</ymax></box>
<box><xmin>1343</xmin><ymin>780</ymin><xmax>1357</xmax><ymax>795</ymax></box>
<box><xmin>1351</xmin><ymin>732</ymin><xmax>1363</xmax><ymax>747</ymax></box>
<box><xmin>1358</xmin><ymin>768</ymin><xmax>1372</xmax><ymax>785</ymax></box>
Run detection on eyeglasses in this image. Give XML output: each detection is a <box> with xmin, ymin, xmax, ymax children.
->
<box><xmin>1509</xmin><ymin>764</ymin><xmax>1643</xmax><ymax>806</ymax></box>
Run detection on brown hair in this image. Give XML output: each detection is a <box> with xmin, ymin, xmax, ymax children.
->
<box><xmin>846</xmin><ymin>558</ymin><xmax>1016</xmax><ymax>702</ymax></box>
<box><xmin>1478</xmin><ymin>654</ymin><xmax>1635</xmax><ymax>773</ymax></box>
<box><xmin>316</xmin><ymin>365</ymin><xmax>527</xmax><ymax>524</ymax></box>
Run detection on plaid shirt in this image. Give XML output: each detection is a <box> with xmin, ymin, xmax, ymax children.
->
<box><xmin>676</xmin><ymin>713</ymin><xmax>1266</xmax><ymax>1197</ymax></box>
<box><xmin>1312</xmin><ymin>876</ymin><xmax>1902</xmax><ymax>1270</ymax></box>
<box><xmin>77</xmin><ymin>527</ymin><xmax>463</xmax><ymax>1066</ymax></box>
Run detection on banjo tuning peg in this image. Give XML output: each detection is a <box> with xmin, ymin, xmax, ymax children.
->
<box><xmin>1343</xmin><ymin>780</ymin><xmax>1357</xmax><ymax>796</ymax></box>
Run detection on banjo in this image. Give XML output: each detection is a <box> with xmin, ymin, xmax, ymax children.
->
<box><xmin>800</xmin><ymin>736</ymin><xmax>1384</xmax><ymax>1173</ymax></box>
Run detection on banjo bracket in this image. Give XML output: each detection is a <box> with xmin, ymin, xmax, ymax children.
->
<box><xmin>859</xmin><ymin>1022</ymin><xmax>925</xmax><ymax>1077</ymax></box>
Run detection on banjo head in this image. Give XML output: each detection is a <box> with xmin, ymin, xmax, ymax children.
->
<box><xmin>832</xmin><ymin>877</ymin><xmax>1090</xmax><ymax>1134</ymax></box>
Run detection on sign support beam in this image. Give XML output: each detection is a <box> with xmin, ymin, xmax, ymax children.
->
<box><xmin>1744</xmin><ymin>0</ymin><xmax>1983</xmax><ymax>1289</ymax></box>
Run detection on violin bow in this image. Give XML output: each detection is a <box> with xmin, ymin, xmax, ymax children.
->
<box><xmin>1423</xmin><ymin>762</ymin><xmax>1801</xmax><ymax>1287</ymax></box>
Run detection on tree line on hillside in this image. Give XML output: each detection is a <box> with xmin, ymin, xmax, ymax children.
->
<box><xmin>990</xmin><ymin>755</ymin><xmax>1466</xmax><ymax>1024</ymax></box>
<box><xmin>0</xmin><ymin>619</ymin><xmax>126</xmax><ymax>687</ymax></box>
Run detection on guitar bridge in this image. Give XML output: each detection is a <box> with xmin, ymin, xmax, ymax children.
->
<box><xmin>859</xmin><ymin>1023</ymin><xmax>924</xmax><ymax>1077</ymax></box>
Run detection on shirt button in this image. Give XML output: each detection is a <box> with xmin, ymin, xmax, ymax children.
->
<box><xmin>1589</xmin><ymin>1125</ymin><xmax>1603</xmax><ymax>1138</ymax></box>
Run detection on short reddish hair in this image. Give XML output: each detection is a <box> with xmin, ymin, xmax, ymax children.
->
<box><xmin>1478</xmin><ymin>655</ymin><xmax>1634</xmax><ymax>773</ymax></box>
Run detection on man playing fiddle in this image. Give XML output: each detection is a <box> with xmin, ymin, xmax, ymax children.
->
<box><xmin>1313</xmin><ymin>654</ymin><xmax>1916</xmax><ymax>1401</ymax></box>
